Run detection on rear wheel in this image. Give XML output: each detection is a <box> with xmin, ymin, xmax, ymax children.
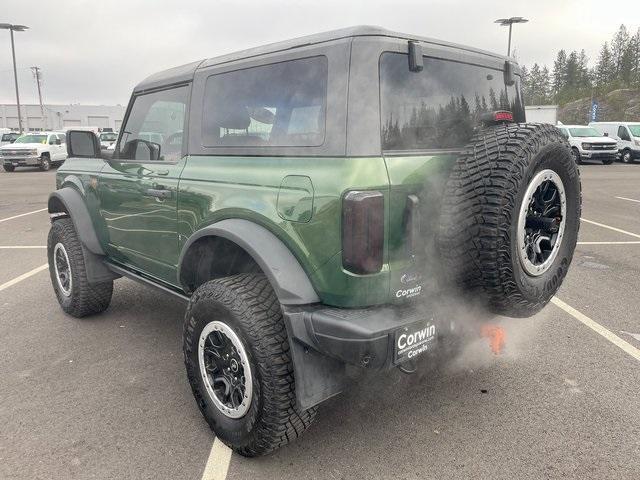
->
<box><xmin>183</xmin><ymin>273</ymin><xmax>316</xmax><ymax>457</ymax></box>
<box><xmin>438</xmin><ymin>123</ymin><xmax>581</xmax><ymax>317</ymax></box>
<box><xmin>3</xmin><ymin>164</ymin><xmax>15</xmax><ymax>172</ymax></box>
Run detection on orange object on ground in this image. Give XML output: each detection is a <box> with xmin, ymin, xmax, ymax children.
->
<box><xmin>480</xmin><ymin>324</ymin><xmax>506</xmax><ymax>355</ymax></box>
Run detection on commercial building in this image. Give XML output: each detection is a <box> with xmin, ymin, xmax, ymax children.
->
<box><xmin>0</xmin><ymin>103</ymin><xmax>126</xmax><ymax>131</ymax></box>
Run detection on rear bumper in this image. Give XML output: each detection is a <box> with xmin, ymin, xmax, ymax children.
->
<box><xmin>283</xmin><ymin>302</ymin><xmax>444</xmax><ymax>410</ymax></box>
<box><xmin>284</xmin><ymin>303</ymin><xmax>437</xmax><ymax>370</ymax></box>
<box><xmin>2</xmin><ymin>155</ymin><xmax>41</xmax><ymax>166</ymax></box>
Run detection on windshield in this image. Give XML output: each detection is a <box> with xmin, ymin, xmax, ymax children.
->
<box><xmin>100</xmin><ymin>133</ymin><xmax>117</xmax><ymax>141</ymax></box>
<box><xmin>14</xmin><ymin>134</ymin><xmax>47</xmax><ymax>144</ymax></box>
<box><xmin>628</xmin><ymin>125</ymin><xmax>640</xmax><ymax>137</ymax></box>
<box><xmin>568</xmin><ymin>127</ymin><xmax>602</xmax><ymax>137</ymax></box>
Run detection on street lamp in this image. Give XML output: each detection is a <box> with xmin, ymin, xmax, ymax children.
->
<box><xmin>495</xmin><ymin>17</ymin><xmax>528</xmax><ymax>57</ymax></box>
<box><xmin>0</xmin><ymin>23</ymin><xmax>29</xmax><ymax>133</ymax></box>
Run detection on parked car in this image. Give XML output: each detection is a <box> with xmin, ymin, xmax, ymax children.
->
<box><xmin>0</xmin><ymin>132</ymin><xmax>21</xmax><ymax>146</ymax></box>
<box><xmin>557</xmin><ymin>125</ymin><xmax>618</xmax><ymax>164</ymax></box>
<box><xmin>1</xmin><ymin>132</ymin><xmax>67</xmax><ymax>172</ymax></box>
<box><xmin>47</xmin><ymin>26</ymin><xmax>581</xmax><ymax>456</ymax></box>
<box><xmin>589</xmin><ymin>121</ymin><xmax>640</xmax><ymax>163</ymax></box>
<box><xmin>98</xmin><ymin>131</ymin><xmax>118</xmax><ymax>149</ymax></box>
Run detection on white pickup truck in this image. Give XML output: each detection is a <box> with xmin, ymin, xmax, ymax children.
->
<box><xmin>0</xmin><ymin>132</ymin><xmax>68</xmax><ymax>172</ymax></box>
<box><xmin>556</xmin><ymin>125</ymin><xmax>618</xmax><ymax>165</ymax></box>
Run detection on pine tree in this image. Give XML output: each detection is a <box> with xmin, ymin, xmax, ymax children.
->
<box><xmin>552</xmin><ymin>50</ymin><xmax>568</xmax><ymax>97</ymax></box>
<box><xmin>594</xmin><ymin>42</ymin><xmax>614</xmax><ymax>91</ymax></box>
<box><xmin>611</xmin><ymin>25</ymin><xmax>630</xmax><ymax>79</ymax></box>
<box><xmin>626</xmin><ymin>28</ymin><xmax>640</xmax><ymax>88</ymax></box>
<box><xmin>540</xmin><ymin>66</ymin><xmax>551</xmax><ymax>103</ymax></box>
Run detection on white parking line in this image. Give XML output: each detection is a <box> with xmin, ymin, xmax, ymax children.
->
<box><xmin>581</xmin><ymin>218</ymin><xmax>640</xmax><ymax>239</ymax></box>
<box><xmin>615</xmin><ymin>196</ymin><xmax>640</xmax><ymax>204</ymax></box>
<box><xmin>0</xmin><ymin>208</ymin><xmax>47</xmax><ymax>223</ymax></box>
<box><xmin>577</xmin><ymin>241</ymin><xmax>640</xmax><ymax>245</ymax></box>
<box><xmin>0</xmin><ymin>246</ymin><xmax>47</xmax><ymax>249</ymax></box>
<box><xmin>0</xmin><ymin>263</ymin><xmax>48</xmax><ymax>293</ymax></box>
<box><xmin>201</xmin><ymin>438</ymin><xmax>232</xmax><ymax>480</ymax></box>
<box><xmin>551</xmin><ymin>297</ymin><xmax>640</xmax><ymax>362</ymax></box>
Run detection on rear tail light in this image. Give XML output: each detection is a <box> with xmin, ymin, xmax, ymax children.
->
<box><xmin>342</xmin><ymin>191</ymin><xmax>384</xmax><ymax>274</ymax></box>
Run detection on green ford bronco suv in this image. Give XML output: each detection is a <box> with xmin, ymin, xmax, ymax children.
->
<box><xmin>47</xmin><ymin>26</ymin><xmax>581</xmax><ymax>456</ymax></box>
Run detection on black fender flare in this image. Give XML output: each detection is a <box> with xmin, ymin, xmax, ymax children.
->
<box><xmin>48</xmin><ymin>187</ymin><xmax>104</xmax><ymax>255</ymax></box>
<box><xmin>177</xmin><ymin>219</ymin><xmax>320</xmax><ymax>305</ymax></box>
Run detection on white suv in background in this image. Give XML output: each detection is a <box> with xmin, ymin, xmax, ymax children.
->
<box><xmin>0</xmin><ymin>132</ymin><xmax>67</xmax><ymax>172</ymax></box>
<box><xmin>589</xmin><ymin>122</ymin><xmax>640</xmax><ymax>163</ymax></box>
<box><xmin>557</xmin><ymin>125</ymin><xmax>618</xmax><ymax>165</ymax></box>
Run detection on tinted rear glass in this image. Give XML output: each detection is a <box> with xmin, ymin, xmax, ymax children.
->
<box><xmin>380</xmin><ymin>53</ymin><xmax>525</xmax><ymax>151</ymax></box>
<box><xmin>202</xmin><ymin>56</ymin><xmax>327</xmax><ymax>147</ymax></box>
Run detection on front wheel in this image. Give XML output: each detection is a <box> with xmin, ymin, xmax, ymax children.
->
<box><xmin>602</xmin><ymin>157</ymin><xmax>614</xmax><ymax>165</ymax></box>
<box><xmin>572</xmin><ymin>148</ymin><xmax>582</xmax><ymax>164</ymax></box>
<box><xmin>47</xmin><ymin>218</ymin><xmax>113</xmax><ymax>317</ymax></box>
<box><xmin>40</xmin><ymin>155</ymin><xmax>51</xmax><ymax>171</ymax></box>
<box><xmin>3</xmin><ymin>164</ymin><xmax>15</xmax><ymax>172</ymax></box>
<box><xmin>183</xmin><ymin>274</ymin><xmax>316</xmax><ymax>457</ymax></box>
<box><xmin>621</xmin><ymin>150</ymin><xmax>633</xmax><ymax>164</ymax></box>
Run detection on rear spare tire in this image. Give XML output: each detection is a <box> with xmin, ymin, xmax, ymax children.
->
<box><xmin>437</xmin><ymin>123</ymin><xmax>581</xmax><ymax>317</ymax></box>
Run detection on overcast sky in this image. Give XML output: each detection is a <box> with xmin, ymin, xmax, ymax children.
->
<box><xmin>1</xmin><ymin>0</ymin><xmax>639</xmax><ymax>105</ymax></box>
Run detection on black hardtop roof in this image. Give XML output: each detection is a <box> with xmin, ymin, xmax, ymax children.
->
<box><xmin>134</xmin><ymin>25</ymin><xmax>510</xmax><ymax>93</ymax></box>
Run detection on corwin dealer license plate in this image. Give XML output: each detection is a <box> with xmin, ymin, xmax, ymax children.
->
<box><xmin>394</xmin><ymin>319</ymin><xmax>436</xmax><ymax>364</ymax></box>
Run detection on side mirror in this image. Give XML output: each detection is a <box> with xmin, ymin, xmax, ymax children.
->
<box><xmin>66</xmin><ymin>130</ymin><xmax>101</xmax><ymax>158</ymax></box>
<box><xmin>55</xmin><ymin>138</ymin><xmax>61</xmax><ymax>145</ymax></box>
<box><xmin>603</xmin><ymin>132</ymin><xmax>608</xmax><ymax>137</ymax></box>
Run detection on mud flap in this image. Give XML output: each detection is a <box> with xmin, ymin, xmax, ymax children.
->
<box><xmin>282</xmin><ymin>308</ymin><xmax>346</xmax><ymax>411</ymax></box>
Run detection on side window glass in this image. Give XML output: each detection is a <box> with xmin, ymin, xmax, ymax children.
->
<box><xmin>560</xmin><ymin>129</ymin><xmax>569</xmax><ymax>139</ymax></box>
<box><xmin>202</xmin><ymin>56</ymin><xmax>327</xmax><ymax>147</ymax></box>
<box><xmin>618</xmin><ymin>126</ymin><xmax>631</xmax><ymax>141</ymax></box>
<box><xmin>57</xmin><ymin>134</ymin><xmax>66</xmax><ymax>144</ymax></box>
<box><xmin>116</xmin><ymin>86</ymin><xmax>188</xmax><ymax>162</ymax></box>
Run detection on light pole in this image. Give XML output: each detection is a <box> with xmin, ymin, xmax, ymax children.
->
<box><xmin>0</xmin><ymin>23</ymin><xmax>29</xmax><ymax>133</ymax></box>
<box><xmin>495</xmin><ymin>17</ymin><xmax>528</xmax><ymax>57</ymax></box>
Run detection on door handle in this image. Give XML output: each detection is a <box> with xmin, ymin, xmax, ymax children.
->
<box><xmin>155</xmin><ymin>169</ymin><xmax>169</xmax><ymax>176</ymax></box>
<box><xmin>145</xmin><ymin>188</ymin><xmax>172</xmax><ymax>200</ymax></box>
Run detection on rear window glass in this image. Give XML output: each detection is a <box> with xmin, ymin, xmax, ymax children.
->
<box><xmin>380</xmin><ymin>53</ymin><xmax>525</xmax><ymax>151</ymax></box>
<box><xmin>202</xmin><ymin>56</ymin><xmax>327</xmax><ymax>147</ymax></box>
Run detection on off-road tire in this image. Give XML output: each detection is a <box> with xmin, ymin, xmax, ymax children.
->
<box><xmin>47</xmin><ymin>218</ymin><xmax>113</xmax><ymax>317</ymax></box>
<box><xmin>183</xmin><ymin>274</ymin><xmax>316</xmax><ymax>457</ymax></box>
<box><xmin>437</xmin><ymin>123</ymin><xmax>581</xmax><ymax>317</ymax></box>
<box><xmin>3</xmin><ymin>164</ymin><xmax>15</xmax><ymax>172</ymax></box>
<box><xmin>40</xmin><ymin>154</ymin><xmax>50</xmax><ymax>171</ymax></box>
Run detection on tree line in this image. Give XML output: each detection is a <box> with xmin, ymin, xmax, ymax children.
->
<box><xmin>521</xmin><ymin>25</ymin><xmax>640</xmax><ymax>105</ymax></box>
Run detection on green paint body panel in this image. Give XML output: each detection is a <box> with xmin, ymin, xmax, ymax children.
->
<box><xmin>56</xmin><ymin>152</ymin><xmax>454</xmax><ymax>307</ymax></box>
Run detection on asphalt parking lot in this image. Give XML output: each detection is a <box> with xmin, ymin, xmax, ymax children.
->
<box><xmin>1</xmin><ymin>164</ymin><xmax>639</xmax><ymax>480</ymax></box>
